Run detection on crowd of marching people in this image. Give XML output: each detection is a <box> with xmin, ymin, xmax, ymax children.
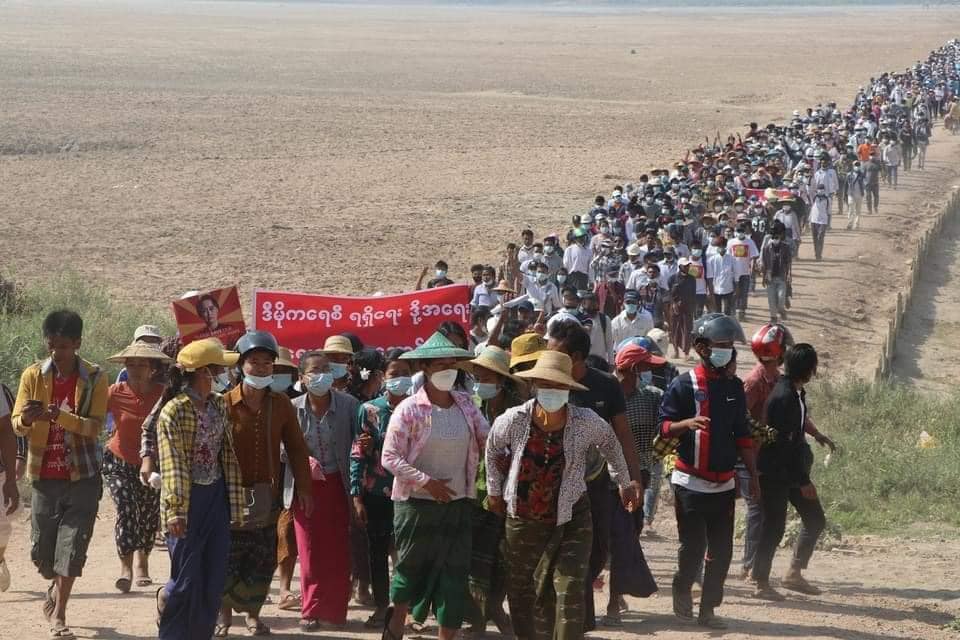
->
<box><xmin>0</xmin><ymin>39</ymin><xmax>959</xmax><ymax>640</ymax></box>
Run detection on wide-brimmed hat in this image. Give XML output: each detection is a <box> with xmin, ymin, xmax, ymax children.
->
<box><xmin>510</xmin><ymin>333</ymin><xmax>547</xmax><ymax>369</ymax></box>
<box><xmin>107</xmin><ymin>342</ymin><xmax>173</xmax><ymax>364</ymax></box>
<box><xmin>275</xmin><ymin>346</ymin><xmax>297</xmax><ymax>370</ymax></box>
<box><xmin>463</xmin><ymin>346</ymin><xmax>520</xmax><ymax>382</ymax></box>
<box><xmin>176</xmin><ymin>338</ymin><xmax>239</xmax><ymax>372</ymax></box>
<box><xmin>515</xmin><ymin>351</ymin><xmax>587</xmax><ymax>391</ymax></box>
<box><xmin>492</xmin><ymin>280</ymin><xmax>516</xmax><ymax>294</ymax></box>
<box><xmin>399</xmin><ymin>332</ymin><xmax>474</xmax><ymax>360</ymax></box>
<box><xmin>321</xmin><ymin>335</ymin><xmax>354</xmax><ymax>356</ymax></box>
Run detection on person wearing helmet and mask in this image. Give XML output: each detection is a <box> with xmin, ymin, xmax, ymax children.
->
<box><xmin>350</xmin><ymin>349</ymin><xmax>412</xmax><ymax>629</ymax></box>
<box><xmin>751</xmin><ymin>344</ymin><xmax>832</xmax><ymax>602</ymax></box>
<box><xmin>485</xmin><ymin>351</ymin><xmax>638</xmax><ymax>640</ymax></box>
<box><xmin>380</xmin><ymin>332</ymin><xmax>490</xmax><ymax>640</ymax></box>
<box><xmin>658</xmin><ymin>313</ymin><xmax>759</xmax><ymax>630</ymax></box>
<box><xmin>738</xmin><ymin>323</ymin><xmax>794</xmax><ymax>582</ymax></box>
<box><xmin>217</xmin><ymin>331</ymin><xmax>313</xmax><ymax>637</ymax></box>
<box><xmin>154</xmin><ymin>338</ymin><xmax>246</xmax><ymax>640</ymax></box>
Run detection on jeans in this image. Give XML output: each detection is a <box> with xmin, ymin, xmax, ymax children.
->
<box><xmin>766</xmin><ymin>277</ymin><xmax>787</xmax><ymax>321</ymax></box>
<box><xmin>887</xmin><ymin>164</ymin><xmax>898</xmax><ymax>188</ymax></box>
<box><xmin>866</xmin><ymin>182</ymin><xmax>880</xmax><ymax>213</ymax></box>
<box><xmin>811</xmin><ymin>223</ymin><xmax>828</xmax><ymax>260</ymax></box>
<box><xmin>736</xmin><ymin>467</ymin><xmax>762</xmax><ymax>574</ymax></box>
<box><xmin>902</xmin><ymin>147</ymin><xmax>913</xmax><ymax>170</ymax></box>
<box><xmin>672</xmin><ymin>486</ymin><xmax>735</xmax><ymax>612</ymax></box>
<box><xmin>750</xmin><ymin>477</ymin><xmax>826</xmax><ymax>584</ymax></box>
<box><xmin>918</xmin><ymin>144</ymin><xmax>927</xmax><ymax>169</ymax></box>
<box><xmin>643</xmin><ymin>460</ymin><xmax>663</xmax><ymax>524</ymax></box>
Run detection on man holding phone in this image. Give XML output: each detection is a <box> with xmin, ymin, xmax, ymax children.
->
<box><xmin>12</xmin><ymin>310</ymin><xmax>108</xmax><ymax>639</ymax></box>
<box><xmin>658</xmin><ymin>313</ymin><xmax>759</xmax><ymax>630</ymax></box>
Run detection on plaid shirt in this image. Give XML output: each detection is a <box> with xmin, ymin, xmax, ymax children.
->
<box><xmin>157</xmin><ymin>393</ymin><xmax>245</xmax><ymax>527</ymax></box>
<box><xmin>624</xmin><ymin>385</ymin><xmax>663</xmax><ymax>472</ymax></box>
<box><xmin>12</xmin><ymin>357</ymin><xmax>108</xmax><ymax>482</ymax></box>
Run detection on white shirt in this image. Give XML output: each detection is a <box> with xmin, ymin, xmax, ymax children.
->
<box><xmin>523</xmin><ymin>277</ymin><xmax>561</xmax><ymax>315</ymax></box>
<box><xmin>706</xmin><ymin>252</ymin><xmax>736</xmax><ymax>295</ymax></box>
<box><xmin>611</xmin><ymin>309</ymin><xmax>654</xmax><ymax>349</ymax></box>
<box><xmin>813</xmin><ymin>168</ymin><xmax>839</xmax><ymax>196</ymax></box>
<box><xmin>586</xmin><ymin>313</ymin><xmax>614</xmax><ymax>362</ymax></box>
<box><xmin>657</xmin><ymin>259</ymin><xmax>678</xmax><ymax>290</ymax></box>
<box><xmin>471</xmin><ymin>284</ymin><xmax>498</xmax><ymax>308</ymax></box>
<box><xmin>726</xmin><ymin>237</ymin><xmax>759</xmax><ymax>279</ymax></box>
<box><xmin>626</xmin><ymin>269</ymin><xmax>649</xmax><ymax>292</ymax></box>
<box><xmin>809</xmin><ymin>194</ymin><xmax>831</xmax><ymax>225</ymax></box>
<box><xmin>563</xmin><ymin>243</ymin><xmax>593</xmax><ymax>276</ymax></box>
<box><xmin>774</xmin><ymin>209</ymin><xmax>800</xmax><ymax>241</ymax></box>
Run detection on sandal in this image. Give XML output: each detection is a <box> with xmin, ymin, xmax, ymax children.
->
<box><xmin>135</xmin><ymin>577</ymin><xmax>153</xmax><ymax>587</ymax></box>
<box><xmin>114</xmin><ymin>577</ymin><xmax>132</xmax><ymax>593</ymax></box>
<box><xmin>781</xmin><ymin>576</ymin><xmax>822</xmax><ymax>595</ymax></box>
<box><xmin>599</xmin><ymin>614</ymin><xmax>623</xmax><ymax>627</ymax></box>
<box><xmin>299</xmin><ymin>619</ymin><xmax>321</xmax><ymax>632</ymax></box>
<box><xmin>245</xmin><ymin>618</ymin><xmax>271</xmax><ymax>636</ymax></box>
<box><xmin>213</xmin><ymin>623</ymin><xmax>231</xmax><ymax>638</ymax></box>
<box><xmin>277</xmin><ymin>593</ymin><xmax>301</xmax><ymax>611</ymax></box>
<box><xmin>49</xmin><ymin>623</ymin><xmax>75</xmax><ymax>639</ymax></box>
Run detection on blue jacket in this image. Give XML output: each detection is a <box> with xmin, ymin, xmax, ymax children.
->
<box><xmin>658</xmin><ymin>365</ymin><xmax>752</xmax><ymax>483</ymax></box>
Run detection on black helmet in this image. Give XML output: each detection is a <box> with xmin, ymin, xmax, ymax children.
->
<box><xmin>693</xmin><ymin>313</ymin><xmax>746</xmax><ymax>344</ymax></box>
<box><xmin>236</xmin><ymin>330</ymin><xmax>279</xmax><ymax>359</ymax></box>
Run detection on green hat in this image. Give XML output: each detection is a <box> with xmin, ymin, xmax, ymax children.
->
<box><xmin>399</xmin><ymin>332</ymin><xmax>474</xmax><ymax>360</ymax></box>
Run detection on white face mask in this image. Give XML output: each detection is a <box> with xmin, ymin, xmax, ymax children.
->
<box><xmin>304</xmin><ymin>372</ymin><xmax>334</xmax><ymax>397</ymax></box>
<box><xmin>214</xmin><ymin>372</ymin><xmax>232</xmax><ymax>393</ymax></box>
<box><xmin>537</xmin><ymin>388</ymin><xmax>569</xmax><ymax>413</ymax></box>
<box><xmin>244</xmin><ymin>374</ymin><xmax>274</xmax><ymax>390</ymax></box>
<box><xmin>429</xmin><ymin>369</ymin><xmax>459</xmax><ymax>392</ymax></box>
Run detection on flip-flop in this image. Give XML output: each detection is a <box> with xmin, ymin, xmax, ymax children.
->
<box><xmin>114</xmin><ymin>577</ymin><xmax>132</xmax><ymax>593</ymax></box>
<box><xmin>135</xmin><ymin>577</ymin><xmax>153</xmax><ymax>587</ymax></box>
<box><xmin>213</xmin><ymin>623</ymin><xmax>231</xmax><ymax>638</ymax></box>
<box><xmin>49</xmin><ymin>623</ymin><xmax>75</xmax><ymax>639</ymax></box>
<box><xmin>277</xmin><ymin>593</ymin><xmax>301</xmax><ymax>611</ymax></box>
<box><xmin>42</xmin><ymin>583</ymin><xmax>57</xmax><ymax>622</ymax></box>
<box><xmin>299</xmin><ymin>619</ymin><xmax>321</xmax><ymax>632</ymax></box>
<box><xmin>246</xmin><ymin>619</ymin><xmax>271</xmax><ymax>636</ymax></box>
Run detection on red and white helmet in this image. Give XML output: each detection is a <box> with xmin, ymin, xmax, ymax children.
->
<box><xmin>751</xmin><ymin>323</ymin><xmax>794</xmax><ymax>362</ymax></box>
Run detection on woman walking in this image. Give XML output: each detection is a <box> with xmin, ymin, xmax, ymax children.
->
<box><xmin>485</xmin><ymin>351</ymin><xmax>640</xmax><ymax>640</ymax></box>
<box><xmin>103</xmin><ymin>342</ymin><xmax>170</xmax><ymax>593</ymax></box>
<box><xmin>381</xmin><ymin>332</ymin><xmax>490</xmax><ymax>640</ymax></box>
<box><xmin>155</xmin><ymin>338</ymin><xmax>245</xmax><ymax>640</ymax></box>
<box><xmin>350</xmin><ymin>348</ymin><xmax>412</xmax><ymax>628</ymax></box>
<box><xmin>462</xmin><ymin>345</ymin><xmax>523</xmax><ymax>636</ymax></box>
<box><xmin>287</xmin><ymin>349</ymin><xmax>358</xmax><ymax>630</ymax></box>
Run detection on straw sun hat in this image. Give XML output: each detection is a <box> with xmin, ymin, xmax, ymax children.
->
<box><xmin>107</xmin><ymin>342</ymin><xmax>173</xmax><ymax>364</ymax></box>
<box><xmin>463</xmin><ymin>346</ymin><xmax>520</xmax><ymax>382</ymax></box>
<box><xmin>514</xmin><ymin>351</ymin><xmax>587</xmax><ymax>391</ymax></box>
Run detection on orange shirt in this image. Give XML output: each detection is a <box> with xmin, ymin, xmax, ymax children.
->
<box><xmin>856</xmin><ymin>143</ymin><xmax>872</xmax><ymax>162</ymax></box>
<box><xmin>107</xmin><ymin>382</ymin><xmax>164</xmax><ymax>465</ymax></box>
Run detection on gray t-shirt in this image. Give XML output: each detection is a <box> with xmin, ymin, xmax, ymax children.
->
<box><xmin>410</xmin><ymin>404</ymin><xmax>471</xmax><ymax>501</ymax></box>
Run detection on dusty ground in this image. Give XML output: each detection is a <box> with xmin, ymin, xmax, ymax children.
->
<box><xmin>4</xmin><ymin>1</ymin><xmax>960</xmax><ymax>638</ymax></box>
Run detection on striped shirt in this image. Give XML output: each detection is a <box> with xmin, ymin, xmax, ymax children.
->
<box><xmin>624</xmin><ymin>385</ymin><xmax>663</xmax><ymax>472</ymax></box>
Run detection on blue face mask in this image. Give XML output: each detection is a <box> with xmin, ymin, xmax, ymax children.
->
<box><xmin>537</xmin><ymin>388</ymin><xmax>569</xmax><ymax>413</ymax></box>
<box><xmin>269</xmin><ymin>374</ymin><xmax>293</xmax><ymax>393</ymax></box>
<box><xmin>385</xmin><ymin>376</ymin><xmax>413</xmax><ymax>397</ymax></box>
<box><xmin>305</xmin><ymin>372</ymin><xmax>334</xmax><ymax>397</ymax></box>
<box><xmin>330</xmin><ymin>362</ymin><xmax>349</xmax><ymax>380</ymax></box>
<box><xmin>639</xmin><ymin>370</ymin><xmax>653</xmax><ymax>386</ymax></box>
<box><xmin>625</xmin><ymin>303</ymin><xmax>639</xmax><ymax>315</ymax></box>
<box><xmin>473</xmin><ymin>382</ymin><xmax>500</xmax><ymax>400</ymax></box>
<box><xmin>214</xmin><ymin>372</ymin><xmax>232</xmax><ymax>393</ymax></box>
<box><xmin>709</xmin><ymin>348</ymin><xmax>734</xmax><ymax>369</ymax></box>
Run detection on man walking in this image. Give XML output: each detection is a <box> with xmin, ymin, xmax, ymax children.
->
<box><xmin>846</xmin><ymin>161</ymin><xmax>866</xmax><ymax>230</ymax></box>
<box><xmin>659</xmin><ymin>313</ymin><xmax>759</xmax><ymax>629</ymax></box>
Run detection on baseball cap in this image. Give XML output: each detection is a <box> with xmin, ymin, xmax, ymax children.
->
<box><xmin>133</xmin><ymin>324</ymin><xmax>162</xmax><ymax>342</ymax></box>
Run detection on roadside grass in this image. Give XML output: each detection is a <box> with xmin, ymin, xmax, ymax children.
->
<box><xmin>0</xmin><ymin>271</ymin><xmax>172</xmax><ymax>388</ymax></box>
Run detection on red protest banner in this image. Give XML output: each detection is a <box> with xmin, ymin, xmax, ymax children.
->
<box><xmin>253</xmin><ymin>284</ymin><xmax>472</xmax><ymax>361</ymax></box>
<box><xmin>172</xmin><ymin>286</ymin><xmax>247</xmax><ymax>347</ymax></box>
<box><xmin>744</xmin><ymin>187</ymin><xmax>793</xmax><ymax>203</ymax></box>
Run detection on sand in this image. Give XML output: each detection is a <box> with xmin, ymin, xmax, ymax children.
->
<box><xmin>3</xmin><ymin>1</ymin><xmax>960</xmax><ymax>638</ymax></box>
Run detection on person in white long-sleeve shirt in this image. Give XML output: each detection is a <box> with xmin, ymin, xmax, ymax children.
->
<box><xmin>563</xmin><ymin>229</ymin><xmax>593</xmax><ymax>291</ymax></box>
<box><xmin>611</xmin><ymin>289</ymin><xmax>654</xmax><ymax>349</ymax></box>
<box><xmin>773</xmin><ymin>206</ymin><xmax>801</xmax><ymax>258</ymax></box>
<box><xmin>706</xmin><ymin>238</ymin><xmax>736</xmax><ymax>316</ymax></box>
<box><xmin>579</xmin><ymin>291</ymin><xmax>615</xmax><ymax>362</ymax></box>
<box><xmin>809</xmin><ymin>185</ymin><xmax>831</xmax><ymax>261</ymax></box>
<box><xmin>813</xmin><ymin>160</ymin><xmax>839</xmax><ymax>199</ymax></box>
<box><xmin>522</xmin><ymin>261</ymin><xmax>562</xmax><ymax>316</ymax></box>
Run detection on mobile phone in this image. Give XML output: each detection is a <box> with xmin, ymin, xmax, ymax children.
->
<box><xmin>25</xmin><ymin>400</ymin><xmax>43</xmax><ymax>410</ymax></box>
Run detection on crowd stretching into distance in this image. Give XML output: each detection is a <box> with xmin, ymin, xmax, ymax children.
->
<box><xmin>0</xmin><ymin>39</ymin><xmax>959</xmax><ymax>640</ymax></box>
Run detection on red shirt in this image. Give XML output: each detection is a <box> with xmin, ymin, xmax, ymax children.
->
<box><xmin>743</xmin><ymin>362</ymin><xmax>778</xmax><ymax>423</ymax></box>
<box><xmin>40</xmin><ymin>372</ymin><xmax>78</xmax><ymax>480</ymax></box>
<box><xmin>108</xmin><ymin>382</ymin><xmax>164</xmax><ymax>465</ymax></box>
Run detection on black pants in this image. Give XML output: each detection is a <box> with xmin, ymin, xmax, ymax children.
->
<box><xmin>584</xmin><ymin>471</ymin><xmax>612</xmax><ymax>632</ymax></box>
<box><xmin>751</xmin><ymin>477</ymin><xmax>825</xmax><ymax>584</ymax></box>
<box><xmin>363</xmin><ymin>494</ymin><xmax>394</xmax><ymax>609</ymax></box>
<box><xmin>734</xmin><ymin>275</ymin><xmax>751</xmax><ymax>313</ymax></box>
<box><xmin>715</xmin><ymin>292</ymin><xmax>734</xmax><ymax>316</ymax></box>
<box><xmin>811</xmin><ymin>223</ymin><xmax>828</xmax><ymax>260</ymax></box>
<box><xmin>866</xmin><ymin>182</ymin><xmax>880</xmax><ymax>213</ymax></box>
<box><xmin>672</xmin><ymin>486</ymin><xmax>735</xmax><ymax>612</ymax></box>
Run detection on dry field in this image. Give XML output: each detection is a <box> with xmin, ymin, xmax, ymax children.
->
<box><xmin>4</xmin><ymin>2</ymin><xmax>960</xmax><ymax>639</ymax></box>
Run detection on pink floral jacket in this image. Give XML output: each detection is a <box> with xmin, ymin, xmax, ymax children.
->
<box><xmin>381</xmin><ymin>388</ymin><xmax>489</xmax><ymax>501</ymax></box>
